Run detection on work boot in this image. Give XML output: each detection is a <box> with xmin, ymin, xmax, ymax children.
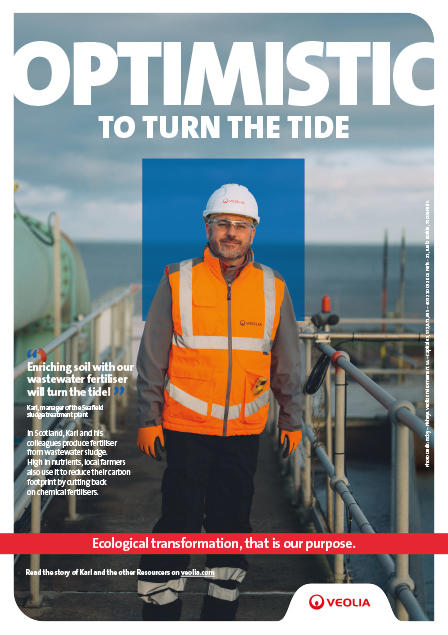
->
<box><xmin>200</xmin><ymin>595</ymin><xmax>239</xmax><ymax>621</ymax></box>
<box><xmin>142</xmin><ymin>598</ymin><xmax>182</xmax><ymax>621</ymax></box>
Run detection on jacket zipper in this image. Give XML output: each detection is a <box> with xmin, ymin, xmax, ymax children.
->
<box><xmin>222</xmin><ymin>280</ymin><xmax>233</xmax><ymax>436</ymax></box>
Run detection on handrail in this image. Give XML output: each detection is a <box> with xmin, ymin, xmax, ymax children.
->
<box><xmin>281</xmin><ymin>320</ymin><xmax>433</xmax><ymax>621</ymax></box>
<box><xmin>302</xmin><ymin>421</ymin><xmax>429</xmax><ymax>622</ymax></box>
<box><xmin>338</xmin><ymin>317</ymin><xmax>433</xmax><ymax>325</ymax></box>
<box><xmin>14</xmin><ymin>284</ymin><xmax>137</xmax><ymax>606</ymax></box>
<box><xmin>14</xmin><ymin>284</ymin><xmax>138</xmax><ymax>380</ymax></box>
<box><xmin>316</xmin><ymin>341</ymin><xmax>433</xmax><ymax>448</ymax></box>
<box><xmin>14</xmin><ymin>325</ymin><xmax>78</xmax><ymax>380</ymax></box>
<box><xmin>298</xmin><ymin>332</ymin><xmax>433</xmax><ymax>342</ymax></box>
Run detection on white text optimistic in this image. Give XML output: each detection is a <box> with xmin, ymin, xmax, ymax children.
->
<box><xmin>14</xmin><ymin>40</ymin><xmax>433</xmax><ymax>107</ymax></box>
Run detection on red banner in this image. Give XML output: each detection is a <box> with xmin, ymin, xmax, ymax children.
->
<box><xmin>1</xmin><ymin>533</ymin><xmax>448</xmax><ymax>554</ymax></box>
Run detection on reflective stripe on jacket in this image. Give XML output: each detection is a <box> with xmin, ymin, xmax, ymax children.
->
<box><xmin>162</xmin><ymin>246</ymin><xmax>284</xmax><ymax>436</ymax></box>
<box><xmin>136</xmin><ymin>246</ymin><xmax>303</xmax><ymax>434</ymax></box>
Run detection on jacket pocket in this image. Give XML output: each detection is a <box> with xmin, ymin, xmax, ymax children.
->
<box><xmin>164</xmin><ymin>363</ymin><xmax>212</xmax><ymax>423</ymax></box>
<box><xmin>242</xmin><ymin>368</ymin><xmax>271</xmax><ymax>425</ymax></box>
<box><xmin>192</xmin><ymin>285</ymin><xmax>217</xmax><ymax>307</ymax></box>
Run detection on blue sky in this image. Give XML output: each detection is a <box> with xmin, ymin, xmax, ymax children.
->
<box><xmin>142</xmin><ymin>159</ymin><xmax>305</xmax><ymax>243</ymax></box>
<box><xmin>14</xmin><ymin>13</ymin><xmax>433</xmax><ymax>243</ymax></box>
<box><xmin>141</xmin><ymin>158</ymin><xmax>305</xmax><ymax>316</ymax></box>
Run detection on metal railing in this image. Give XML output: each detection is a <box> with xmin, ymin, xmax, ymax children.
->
<box><xmin>299</xmin><ymin>316</ymin><xmax>434</xmax><ymax>379</ymax></box>
<box><xmin>14</xmin><ymin>284</ymin><xmax>137</xmax><ymax>606</ymax></box>
<box><xmin>338</xmin><ymin>317</ymin><xmax>433</xmax><ymax>326</ymax></box>
<box><xmin>268</xmin><ymin>320</ymin><xmax>433</xmax><ymax>621</ymax></box>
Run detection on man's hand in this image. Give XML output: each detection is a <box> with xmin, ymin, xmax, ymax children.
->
<box><xmin>137</xmin><ymin>425</ymin><xmax>165</xmax><ymax>460</ymax></box>
<box><xmin>279</xmin><ymin>429</ymin><xmax>302</xmax><ymax>458</ymax></box>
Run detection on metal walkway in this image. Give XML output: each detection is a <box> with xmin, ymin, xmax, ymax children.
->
<box><xmin>13</xmin><ymin>289</ymin><xmax>433</xmax><ymax>621</ymax></box>
<box><xmin>14</xmin><ymin>391</ymin><xmax>333</xmax><ymax>621</ymax></box>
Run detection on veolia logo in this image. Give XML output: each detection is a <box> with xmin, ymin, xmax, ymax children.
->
<box><xmin>309</xmin><ymin>594</ymin><xmax>371</xmax><ymax>609</ymax></box>
<box><xmin>223</xmin><ymin>198</ymin><xmax>245</xmax><ymax>205</ymax></box>
<box><xmin>309</xmin><ymin>594</ymin><xmax>325</xmax><ymax>610</ymax></box>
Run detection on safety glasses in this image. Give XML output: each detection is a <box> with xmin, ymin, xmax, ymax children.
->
<box><xmin>208</xmin><ymin>218</ymin><xmax>254</xmax><ymax>232</ymax></box>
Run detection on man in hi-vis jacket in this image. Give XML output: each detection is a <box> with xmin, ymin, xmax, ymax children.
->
<box><xmin>136</xmin><ymin>183</ymin><xmax>303</xmax><ymax>621</ymax></box>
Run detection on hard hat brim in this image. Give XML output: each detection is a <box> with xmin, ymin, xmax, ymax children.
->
<box><xmin>203</xmin><ymin>210</ymin><xmax>260</xmax><ymax>223</ymax></box>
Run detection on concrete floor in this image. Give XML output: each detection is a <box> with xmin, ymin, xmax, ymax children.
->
<box><xmin>14</xmin><ymin>392</ymin><xmax>332</xmax><ymax>621</ymax></box>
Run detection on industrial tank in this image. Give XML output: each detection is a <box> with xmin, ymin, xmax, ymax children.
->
<box><xmin>14</xmin><ymin>207</ymin><xmax>91</xmax><ymax>402</ymax></box>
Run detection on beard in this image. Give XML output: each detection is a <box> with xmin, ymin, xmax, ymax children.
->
<box><xmin>208</xmin><ymin>235</ymin><xmax>250</xmax><ymax>262</ymax></box>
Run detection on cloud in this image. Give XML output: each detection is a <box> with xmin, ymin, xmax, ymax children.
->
<box><xmin>14</xmin><ymin>147</ymin><xmax>432</xmax><ymax>244</ymax></box>
<box><xmin>14</xmin><ymin>182</ymin><xmax>70</xmax><ymax>209</ymax></box>
<box><xmin>308</xmin><ymin>148</ymin><xmax>432</xmax><ymax>190</ymax></box>
<box><xmin>13</xmin><ymin>14</ymin><xmax>433</xmax><ymax>243</ymax></box>
<box><xmin>15</xmin><ymin>183</ymin><xmax>140</xmax><ymax>241</ymax></box>
<box><xmin>303</xmin><ymin>149</ymin><xmax>432</xmax><ymax>242</ymax></box>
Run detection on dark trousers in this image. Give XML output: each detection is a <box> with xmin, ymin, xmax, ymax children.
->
<box><xmin>138</xmin><ymin>429</ymin><xmax>260</xmax><ymax>619</ymax></box>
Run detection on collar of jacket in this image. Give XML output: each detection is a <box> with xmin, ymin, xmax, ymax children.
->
<box><xmin>204</xmin><ymin>244</ymin><xmax>254</xmax><ymax>284</ymax></box>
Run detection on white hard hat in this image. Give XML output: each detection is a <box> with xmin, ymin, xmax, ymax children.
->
<box><xmin>203</xmin><ymin>184</ymin><xmax>259</xmax><ymax>224</ymax></box>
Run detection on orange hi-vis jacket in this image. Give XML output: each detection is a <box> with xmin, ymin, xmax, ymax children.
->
<box><xmin>162</xmin><ymin>247</ymin><xmax>286</xmax><ymax>436</ymax></box>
